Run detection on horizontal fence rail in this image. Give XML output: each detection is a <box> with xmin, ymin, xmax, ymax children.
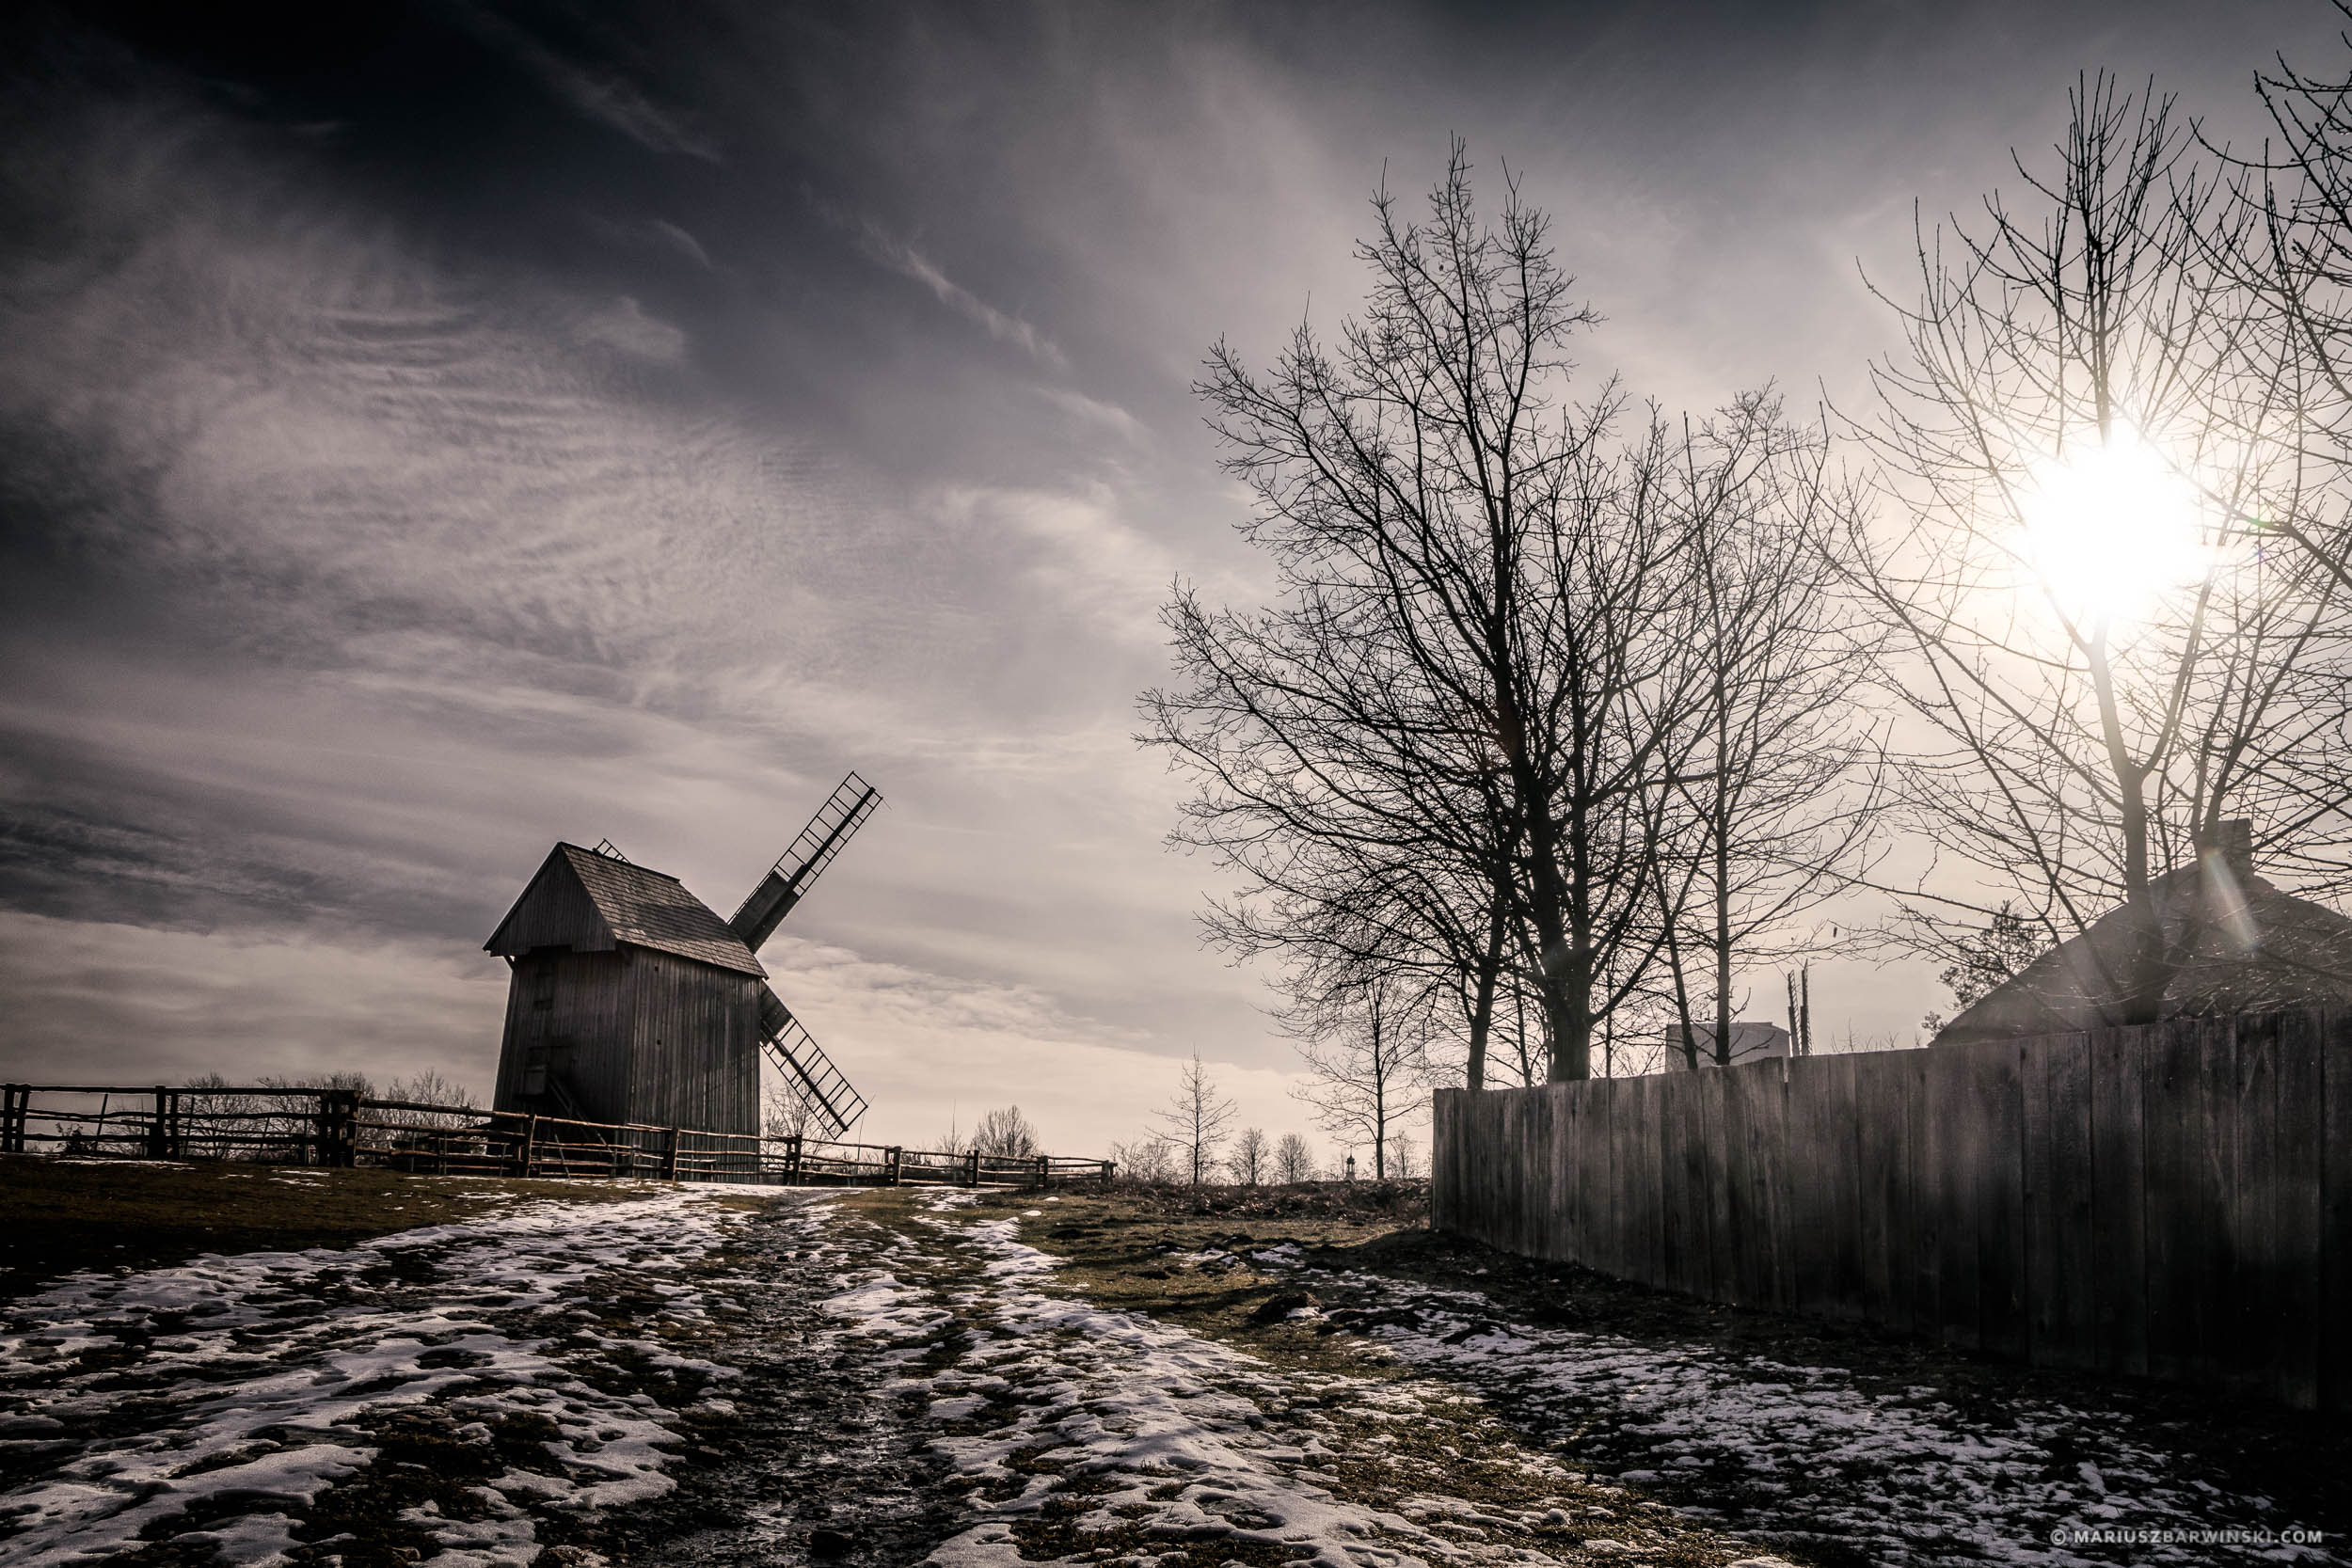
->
<box><xmin>1432</xmin><ymin>1007</ymin><xmax>2352</xmax><ymax>1414</ymax></box>
<box><xmin>0</xmin><ymin>1085</ymin><xmax>1113</xmax><ymax>1191</ymax></box>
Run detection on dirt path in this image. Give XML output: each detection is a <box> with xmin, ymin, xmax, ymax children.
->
<box><xmin>3</xmin><ymin>1178</ymin><xmax>2342</xmax><ymax>1568</ymax></box>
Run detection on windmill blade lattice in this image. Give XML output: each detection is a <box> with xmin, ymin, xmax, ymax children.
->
<box><xmin>759</xmin><ymin>985</ymin><xmax>868</xmax><ymax>1140</ymax></box>
<box><xmin>729</xmin><ymin>773</ymin><xmax>882</xmax><ymax>952</ymax></box>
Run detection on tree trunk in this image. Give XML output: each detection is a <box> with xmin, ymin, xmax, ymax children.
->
<box><xmin>1465</xmin><ymin>891</ymin><xmax>1506</xmax><ymax>1091</ymax></box>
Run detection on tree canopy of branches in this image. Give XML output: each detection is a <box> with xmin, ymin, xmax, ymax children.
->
<box><xmin>1228</xmin><ymin>1126</ymin><xmax>1269</xmax><ymax>1184</ymax></box>
<box><xmin>1848</xmin><ymin>73</ymin><xmax>2352</xmax><ymax>1022</ymax></box>
<box><xmin>1274</xmin><ymin>1132</ymin><xmax>1315</xmax><ymax>1183</ymax></box>
<box><xmin>1146</xmin><ymin>145</ymin><xmax>1882</xmax><ymax>1084</ymax></box>
<box><xmin>971</xmin><ymin>1105</ymin><xmax>1040</xmax><ymax>1160</ymax></box>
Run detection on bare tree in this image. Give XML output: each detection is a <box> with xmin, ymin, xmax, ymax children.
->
<box><xmin>1847</xmin><ymin>74</ymin><xmax>2352</xmax><ymax>1019</ymax></box>
<box><xmin>768</xmin><ymin>1076</ymin><xmax>820</xmax><ymax>1142</ymax></box>
<box><xmin>1645</xmin><ymin>398</ymin><xmax>1888</xmax><ymax>1068</ymax></box>
<box><xmin>1291</xmin><ymin>970</ymin><xmax>1429</xmax><ymax>1180</ymax></box>
<box><xmin>1109</xmin><ymin>1134</ymin><xmax>1178</xmax><ymax>1186</ymax></box>
<box><xmin>1386</xmin><ymin>1134</ymin><xmax>1422</xmax><ymax>1180</ymax></box>
<box><xmin>1154</xmin><ymin>1053</ymin><xmax>1237</xmax><ymax>1186</ymax></box>
<box><xmin>1227</xmin><ymin>1126</ymin><xmax>1269</xmax><ymax>1185</ymax></box>
<box><xmin>1274</xmin><ymin>1132</ymin><xmax>1315</xmax><ymax>1183</ymax></box>
<box><xmin>1149</xmin><ymin>143</ymin><xmax>1728</xmax><ymax>1082</ymax></box>
<box><xmin>971</xmin><ymin>1106</ymin><xmax>1040</xmax><ymax>1159</ymax></box>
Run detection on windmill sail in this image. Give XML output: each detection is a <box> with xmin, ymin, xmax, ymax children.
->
<box><xmin>730</xmin><ymin>773</ymin><xmax>882</xmax><ymax>953</ymax></box>
<box><xmin>759</xmin><ymin>985</ymin><xmax>867</xmax><ymax>1139</ymax></box>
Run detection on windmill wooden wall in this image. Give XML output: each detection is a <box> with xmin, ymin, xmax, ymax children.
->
<box><xmin>491</xmin><ymin>947</ymin><xmax>762</xmax><ymax>1132</ymax></box>
<box><xmin>487</xmin><ymin>844</ymin><xmax>768</xmax><ymax>1136</ymax></box>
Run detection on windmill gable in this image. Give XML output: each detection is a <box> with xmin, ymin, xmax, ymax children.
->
<box><xmin>485</xmin><ymin>844</ymin><xmax>767</xmax><ymax>978</ymax></box>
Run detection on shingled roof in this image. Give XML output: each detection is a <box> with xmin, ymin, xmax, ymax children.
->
<box><xmin>485</xmin><ymin>843</ymin><xmax>768</xmax><ymax>977</ymax></box>
<box><xmin>1932</xmin><ymin>833</ymin><xmax>2352</xmax><ymax>1046</ymax></box>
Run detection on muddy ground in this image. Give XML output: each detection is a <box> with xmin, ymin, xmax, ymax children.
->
<box><xmin>1</xmin><ymin>1165</ymin><xmax>2344</xmax><ymax>1567</ymax></box>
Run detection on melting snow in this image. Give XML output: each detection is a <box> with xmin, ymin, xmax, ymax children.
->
<box><xmin>0</xmin><ymin>1188</ymin><xmax>749</xmax><ymax>1566</ymax></box>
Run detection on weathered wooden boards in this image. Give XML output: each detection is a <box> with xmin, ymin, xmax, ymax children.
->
<box><xmin>1429</xmin><ymin>1007</ymin><xmax>2349</xmax><ymax>1412</ymax></box>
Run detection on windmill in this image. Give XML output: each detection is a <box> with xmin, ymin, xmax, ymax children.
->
<box><xmin>485</xmin><ymin>773</ymin><xmax>882</xmax><ymax>1141</ymax></box>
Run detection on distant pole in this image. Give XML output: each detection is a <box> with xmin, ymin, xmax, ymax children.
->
<box><xmin>1801</xmin><ymin>966</ymin><xmax>1813</xmax><ymax>1056</ymax></box>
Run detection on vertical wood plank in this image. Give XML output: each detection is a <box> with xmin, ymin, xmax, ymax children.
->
<box><xmin>2232</xmin><ymin>1013</ymin><xmax>2281</xmax><ymax>1399</ymax></box>
<box><xmin>2040</xmin><ymin>1032</ymin><xmax>2096</xmax><ymax>1370</ymax></box>
<box><xmin>1929</xmin><ymin>1041</ymin><xmax>1980</xmax><ymax>1351</ymax></box>
<box><xmin>1630</xmin><ymin>1075</ymin><xmax>1664</xmax><ymax>1288</ymax></box>
<box><xmin>1698</xmin><ymin>1067</ymin><xmax>1731</xmax><ymax>1305</ymax></box>
<box><xmin>2090</xmin><ymin>1022</ymin><xmax>2150</xmax><ymax>1377</ymax></box>
<box><xmin>1976</xmin><ymin>1038</ymin><xmax>2029</xmax><ymax>1361</ymax></box>
<box><xmin>2321</xmin><ymin>1011</ymin><xmax>2352</xmax><ymax>1414</ymax></box>
<box><xmin>1852</xmin><ymin>1053</ymin><xmax>1903</xmax><ymax>1330</ymax></box>
<box><xmin>2271</xmin><ymin>1012</ymin><xmax>2322</xmax><ymax>1409</ymax></box>
<box><xmin>2198</xmin><ymin>1015</ymin><xmax>2241</xmax><ymax>1394</ymax></box>
<box><xmin>1785</xmin><ymin>1055</ymin><xmax>1835</xmax><ymax>1317</ymax></box>
<box><xmin>2143</xmin><ymin>1017</ymin><xmax>2206</xmax><ymax>1383</ymax></box>
<box><xmin>1721</xmin><ymin>1062</ymin><xmax>1758</xmax><ymax>1307</ymax></box>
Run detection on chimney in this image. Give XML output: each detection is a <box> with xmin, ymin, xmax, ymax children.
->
<box><xmin>2198</xmin><ymin>818</ymin><xmax>2254</xmax><ymax>880</ymax></box>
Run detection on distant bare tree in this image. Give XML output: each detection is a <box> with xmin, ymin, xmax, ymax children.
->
<box><xmin>971</xmin><ymin>1105</ymin><xmax>1041</xmax><ymax>1160</ymax></box>
<box><xmin>1274</xmin><ymin>1132</ymin><xmax>1315</xmax><ymax>1184</ymax></box>
<box><xmin>1154</xmin><ymin>1053</ymin><xmax>1236</xmax><ymax>1186</ymax></box>
<box><xmin>1385</xmin><ymin>1134</ymin><xmax>1422</xmax><ymax>1180</ymax></box>
<box><xmin>767</xmin><ymin>1076</ymin><xmax>820</xmax><ymax>1142</ymax></box>
<box><xmin>1291</xmin><ymin>971</ymin><xmax>1429</xmax><ymax>1180</ymax></box>
<box><xmin>376</xmin><ymin>1069</ymin><xmax>479</xmax><ymax>1143</ymax></box>
<box><xmin>1109</xmin><ymin>1134</ymin><xmax>1177</xmax><ymax>1186</ymax></box>
<box><xmin>1228</xmin><ymin>1127</ymin><xmax>1269</xmax><ymax>1185</ymax></box>
<box><xmin>931</xmin><ymin>1114</ymin><xmax>966</xmax><ymax>1156</ymax></box>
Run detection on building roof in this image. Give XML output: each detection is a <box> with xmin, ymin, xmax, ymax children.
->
<box><xmin>484</xmin><ymin>843</ymin><xmax>768</xmax><ymax>977</ymax></box>
<box><xmin>1931</xmin><ymin>840</ymin><xmax>2352</xmax><ymax>1045</ymax></box>
<box><xmin>1661</xmin><ymin>1021</ymin><xmax>1790</xmax><ymax>1069</ymax></box>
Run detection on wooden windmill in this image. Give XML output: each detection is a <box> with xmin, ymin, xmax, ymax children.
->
<box><xmin>485</xmin><ymin>773</ymin><xmax>882</xmax><ymax>1140</ymax></box>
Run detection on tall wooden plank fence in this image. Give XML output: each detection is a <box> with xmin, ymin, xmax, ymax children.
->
<box><xmin>1432</xmin><ymin>1008</ymin><xmax>2352</xmax><ymax>1412</ymax></box>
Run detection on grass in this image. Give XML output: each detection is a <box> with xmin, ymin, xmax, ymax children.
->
<box><xmin>0</xmin><ymin>1154</ymin><xmax>676</xmax><ymax>1299</ymax></box>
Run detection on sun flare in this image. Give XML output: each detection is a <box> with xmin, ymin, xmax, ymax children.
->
<box><xmin>2015</xmin><ymin>424</ymin><xmax>2209</xmax><ymax>625</ymax></box>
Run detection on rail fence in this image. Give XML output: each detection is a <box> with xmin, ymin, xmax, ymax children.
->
<box><xmin>0</xmin><ymin>1084</ymin><xmax>1112</xmax><ymax>1190</ymax></box>
<box><xmin>1433</xmin><ymin>1007</ymin><xmax>2352</xmax><ymax>1413</ymax></box>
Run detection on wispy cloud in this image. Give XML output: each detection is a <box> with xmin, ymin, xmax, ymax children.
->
<box><xmin>460</xmin><ymin>8</ymin><xmax>720</xmax><ymax>162</ymax></box>
<box><xmin>853</xmin><ymin>222</ymin><xmax>1069</xmax><ymax>371</ymax></box>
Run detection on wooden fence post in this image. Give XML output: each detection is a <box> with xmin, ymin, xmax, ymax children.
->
<box><xmin>1100</xmin><ymin>1161</ymin><xmax>1114</xmax><ymax>1189</ymax></box>
<box><xmin>317</xmin><ymin>1090</ymin><xmax>358</xmax><ymax>1168</ymax></box>
<box><xmin>1036</xmin><ymin>1154</ymin><xmax>1050</xmax><ymax>1190</ymax></box>
<box><xmin>520</xmin><ymin>1114</ymin><xmax>540</xmax><ymax>1178</ymax></box>
<box><xmin>146</xmin><ymin>1086</ymin><xmax>169</xmax><ymax>1160</ymax></box>
<box><xmin>884</xmin><ymin>1145</ymin><xmax>901</xmax><ymax>1185</ymax></box>
<box><xmin>0</xmin><ymin>1085</ymin><xmax>20</xmax><ymax>1154</ymax></box>
<box><xmin>785</xmin><ymin>1134</ymin><xmax>803</xmax><ymax>1185</ymax></box>
<box><xmin>966</xmin><ymin>1148</ymin><xmax>981</xmax><ymax>1187</ymax></box>
<box><xmin>662</xmin><ymin>1127</ymin><xmax>680</xmax><ymax>1182</ymax></box>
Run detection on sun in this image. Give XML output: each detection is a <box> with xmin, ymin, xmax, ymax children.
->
<box><xmin>2014</xmin><ymin>424</ymin><xmax>2210</xmax><ymax>626</ymax></box>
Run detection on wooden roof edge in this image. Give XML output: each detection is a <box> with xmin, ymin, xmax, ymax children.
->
<box><xmin>482</xmin><ymin>843</ymin><xmax>621</xmax><ymax>957</ymax></box>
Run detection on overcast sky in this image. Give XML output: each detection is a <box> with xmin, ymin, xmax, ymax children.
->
<box><xmin>3</xmin><ymin>0</ymin><xmax>2344</xmax><ymax>1162</ymax></box>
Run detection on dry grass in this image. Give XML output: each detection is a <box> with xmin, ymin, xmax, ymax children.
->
<box><xmin>0</xmin><ymin>1154</ymin><xmax>677</xmax><ymax>1299</ymax></box>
